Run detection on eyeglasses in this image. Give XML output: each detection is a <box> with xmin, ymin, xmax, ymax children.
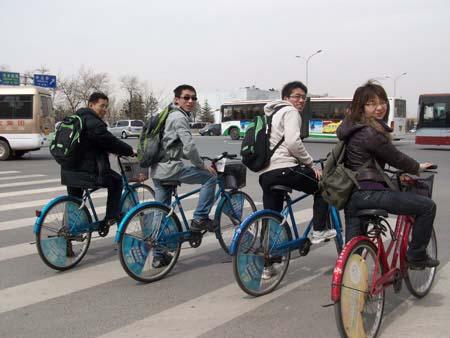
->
<box><xmin>180</xmin><ymin>95</ymin><xmax>198</xmax><ymax>101</ymax></box>
<box><xmin>289</xmin><ymin>94</ymin><xmax>307</xmax><ymax>100</ymax></box>
<box><xmin>365</xmin><ymin>101</ymin><xmax>387</xmax><ymax>107</ymax></box>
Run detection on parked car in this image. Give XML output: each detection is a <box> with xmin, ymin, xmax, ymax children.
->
<box><xmin>190</xmin><ymin>122</ymin><xmax>208</xmax><ymax>129</ymax></box>
<box><xmin>199</xmin><ymin>123</ymin><xmax>221</xmax><ymax>136</ymax></box>
<box><xmin>108</xmin><ymin>120</ymin><xmax>144</xmax><ymax>139</ymax></box>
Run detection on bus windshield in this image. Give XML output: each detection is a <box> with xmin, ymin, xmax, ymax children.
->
<box><xmin>418</xmin><ymin>95</ymin><xmax>450</xmax><ymax>128</ymax></box>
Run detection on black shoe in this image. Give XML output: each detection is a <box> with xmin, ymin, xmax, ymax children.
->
<box><xmin>152</xmin><ymin>253</ymin><xmax>172</xmax><ymax>268</ymax></box>
<box><xmin>98</xmin><ymin>218</ymin><xmax>116</xmax><ymax>237</ymax></box>
<box><xmin>406</xmin><ymin>254</ymin><xmax>440</xmax><ymax>269</ymax></box>
<box><xmin>190</xmin><ymin>218</ymin><xmax>213</xmax><ymax>232</ymax></box>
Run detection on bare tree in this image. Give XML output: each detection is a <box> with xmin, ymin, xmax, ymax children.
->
<box><xmin>56</xmin><ymin>74</ymin><xmax>83</xmax><ymax>115</ymax></box>
<box><xmin>78</xmin><ymin>67</ymin><xmax>111</xmax><ymax>106</ymax></box>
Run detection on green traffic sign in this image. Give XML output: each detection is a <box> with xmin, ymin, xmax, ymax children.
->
<box><xmin>0</xmin><ymin>71</ymin><xmax>20</xmax><ymax>86</ymax></box>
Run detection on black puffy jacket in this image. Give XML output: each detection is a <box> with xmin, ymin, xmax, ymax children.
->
<box><xmin>336</xmin><ymin>117</ymin><xmax>419</xmax><ymax>183</ymax></box>
<box><xmin>61</xmin><ymin>108</ymin><xmax>133</xmax><ymax>187</ymax></box>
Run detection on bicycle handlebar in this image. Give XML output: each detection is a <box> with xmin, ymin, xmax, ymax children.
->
<box><xmin>202</xmin><ymin>152</ymin><xmax>238</xmax><ymax>163</ymax></box>
<box><xmin>384</xmin><ymin>164</ymin><xmax>438</xmax><ymax>176</ymax></box>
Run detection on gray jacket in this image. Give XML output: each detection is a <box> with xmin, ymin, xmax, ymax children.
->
<box><xmin>150</xmin><ymin>106</ymin><xmax>205</xmax><ymax>180</ymax></box>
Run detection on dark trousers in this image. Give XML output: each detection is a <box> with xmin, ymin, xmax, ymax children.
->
<box><xmin>344</xmin><ymin>189</ymin><xmax>436</xmax><ymax>259</ymax></box>
<box><xmin>259</xmin><ymin>165</ymin><xmax>328</xmax><ymax>230</ymax></box>
<box><xmin>67</xmin><ymin>170</ymin><xmax>123</xmax><ymax>221</ymax></box>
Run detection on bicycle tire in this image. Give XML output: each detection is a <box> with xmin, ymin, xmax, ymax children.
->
<box><xmin>118</xmin><ymin>203</ymin><xmax>182</xmax><ymax>283</ymax></box>
<box><xmin>121</xmin><ymin>183</ymin><xmax>155</xmax><ymax>215</ymax></box>
<box><xmin>215</xmin><ymin>190</ymin><xmax>257</xmax><ymax>254</ymax></box>
<box><xmin>334</xmin><ymin>239</ymin><xmax>384</xmax><ymax>338</ymax></box>
<box><xmin>404</xmin><ymin>227</ymin><xmax>438</xmax><ymax>298</ymax></box>
<box><xmin>232</xmin><ymin>211</ymin><xmax>292</xmax><ymax>297</ymax></box>
<box><xmin>36</xmin><ymin>196</ymin><xmax>92</xmax><ymax>271</ymax></box>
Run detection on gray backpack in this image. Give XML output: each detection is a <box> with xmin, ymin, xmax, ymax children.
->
<box><xmin>319</xmin><ymin>141</ymin><xmax>395</xmax><ymax>210</ymax></box>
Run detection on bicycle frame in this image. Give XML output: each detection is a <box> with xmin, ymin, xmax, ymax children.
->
<box><xmin>229</xmin><ymin>192</ymin><xmax>344</xmax><ymax>256</ymax></box>
<box><xmin>331</xmin><ymin>214</ymin><xmax>413</xmax><ymax>301</ymax></box>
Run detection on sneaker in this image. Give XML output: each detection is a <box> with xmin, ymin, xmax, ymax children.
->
<box><xmin>152</xmin><ymin>252</ymin><xmax>173</xmax><ymax>268</ymax></box>
<box><xmin>406</xmin><ymin>254</ymin><xmax>440</xmax><ymax>269</ymax></box>
<box><xmin>262</xmin><ymin>265</ymin><xmax>277</xmax><ymax>280</ymax></box>
<box><xmin>311</xmin><ymin>229</ymin><xmax>337</xmax><ymax>244</ymax></box>
<box><xmin>190</xmin><ymin>218</ymin><xmax>214</xmax><ymax>232</ymax></box>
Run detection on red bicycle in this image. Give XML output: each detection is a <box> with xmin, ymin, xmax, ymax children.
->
<box><xmin>331</xmin><ymin>167</ymin><xmax>438</xmax><ymax>338</ymax></box>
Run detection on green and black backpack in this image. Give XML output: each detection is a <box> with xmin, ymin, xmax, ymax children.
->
<box><xmin>50</xmin><ymin>114</ymin><xmax>83</xmax><ymax>167</ymax></box>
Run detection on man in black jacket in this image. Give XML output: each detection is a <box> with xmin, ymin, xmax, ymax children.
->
<box><xmin>62</xmin><ymin>92</ymin><xmax>134</xmax><ymax>235</ymax></box>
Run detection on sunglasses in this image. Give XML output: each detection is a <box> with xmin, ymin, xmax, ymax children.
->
<box><xmin>180</xmin><ymin>95</ymin><xmax>198</xmax><ymax>101</ymax></box>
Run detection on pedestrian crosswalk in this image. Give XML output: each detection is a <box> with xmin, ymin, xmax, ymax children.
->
<box><xmin>0</xmin><ymin>168</ymin><xmax>446</xmax><ymax>338</ymax></box>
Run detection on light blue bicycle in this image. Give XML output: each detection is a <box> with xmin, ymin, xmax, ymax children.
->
<box><xmin>34</xmin><ymin>156</ymin><xmax>154</xmax><ymax>271</ymax></box>
<box><xmin>230</xmin><ymin>159</ymin><xmax>344</xmax><ymax>296</ymax></box>
<box><xmin>115</xmin><ymin>152</ymin><xmax>257</xmax><ymax>283</ymax></box>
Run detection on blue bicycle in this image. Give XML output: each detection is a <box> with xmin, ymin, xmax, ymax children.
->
<box><xmin>115</xmin><ymin>152</ymin><xmax>257</xmax><ymax>283</ymax></box>
<box><xmin>34</xmin><ymin>156</ymin><xmax>154</xmax><ymax>271</ymax></box>
<box><xmin>230</xmin><ymin>159</ymin><xmax>344</xmax><ymax>296</ymax></box>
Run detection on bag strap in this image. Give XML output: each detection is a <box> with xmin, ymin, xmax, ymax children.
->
<box><xmin>267</xmin><ymin>105</ymin><xmax>288</xmax><ymax>156</ymax></box>
<box><xmin>373</xmin><ymin>159</ymin><xmax>398</xmax><ymax>191</ymax></box>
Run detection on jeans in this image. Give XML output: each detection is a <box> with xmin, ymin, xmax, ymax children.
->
<box><xmin>259</xmin><ymin>165</ymin><xmax>328</xmax><ymax>231</ymax></box>
<box><xmin>67</xmin><ymin>169</ymin><xmax>123</xmax><ymax>221</ymax></box>
<box><xmin>153</xmin><ymin>166</ymin><xmax>217</xmax><ymax>220</ymax></box>
<box><xmin>344</xmin><ymin>189</ymin><xmax>436</xmax><ymax>259</ymax></box>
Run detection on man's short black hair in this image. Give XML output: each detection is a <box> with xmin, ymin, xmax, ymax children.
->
<box><xmin>88</xmin><ymin>92</ymin><xmax>109</xmax><ymax>104</ymax></box>
<box><xmin>174</xmin><ymin>84</ymin><xmax>196</xmax><ymax>97</ymax></box>
<box><xmin>281</xmin><ymin>81</ymin><xmax>308</xmax><ymax>99</ymax></box>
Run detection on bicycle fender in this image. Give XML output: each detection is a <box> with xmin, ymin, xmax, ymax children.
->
<box><xmin>33</xmin><ymin>195</ymin><xmax>79</xmax><ymax>234</ymax></box>
<box><xmin>331</xmin><ymin>235</ymin><xmax>370</xmax><ymax>302</ymax></box>
<box><xmin>114</xmin><ymin>201</ymin><xmax>167</xmax><ymax>242</ymax></box>
<box><xmin>228</xmin><ymin>209</ymin><xmax>282</xmax><ymax>256</ymax></box>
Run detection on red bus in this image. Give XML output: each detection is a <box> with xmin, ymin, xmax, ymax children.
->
<box><xmin>415</xmin><ymin>93</ymin><xmax>450</xmax><ymax>146</ymax></box>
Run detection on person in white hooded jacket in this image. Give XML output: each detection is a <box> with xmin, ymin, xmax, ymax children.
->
<box><xmin>259</xmin><ymin>81</ymin><xmax>336</xmax><ymax>252</ymax></box>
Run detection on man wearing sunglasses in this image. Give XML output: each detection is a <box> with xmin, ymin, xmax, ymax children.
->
<box><xmin>151</xmin><ymin>84</ymin><xmax>217</xmax><ymax>232</ymax></box>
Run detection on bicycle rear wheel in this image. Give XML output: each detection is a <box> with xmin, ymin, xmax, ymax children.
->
<box><xmin>118</xmin><ymin>203</ymin><xmax>182</xmax><ymax>283</ymax></box>
<box><xmin>404</xmin><ymin>227</ymin><xmax>438</xmax><ymax>298</ymax></box>
<box><xmin>232</xmin><ymin>212</ymin><xmax>292</xmax><ymax>297</ymax></box>
<box><xmin>335</xmin><ymin>239</ymin><xmax>384</xmax><ymax>338</ymax></box>
<box><xmin>36</xmin><ymin>196</ymin><xmax>92</xmax><ymax>271</ymax></box>
<box><xmin>215</xmin><ymin>191</ymin><xmax>257</xmax><ymax>254</ymax></box>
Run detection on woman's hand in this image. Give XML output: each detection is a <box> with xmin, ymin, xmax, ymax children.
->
<box><xmin>313</xmin><ymin>167</ymin><xmax>322</xmax><ymax>180</ymax></box>
<box><xmin>419</xmin><ymin>162</ymin><xmax>434</xmax><ymax>171</ymax></box>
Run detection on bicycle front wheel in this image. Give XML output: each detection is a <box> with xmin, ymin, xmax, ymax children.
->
<box><xmin>404</xmin><ymin>227</ymin><xmax>438</xmax><ymax>298</ymax></box>
<box><xmin>121</xmin><ymin>183</ymin><xmax>155</xmax><ymax>215</ymax></box>
<box><xmin>232</xmin><ymin>212</ymin><xmax>292</xmax><ymax>297</ymax></box>
<box><xmin>118</xmin><ymin>203</ymin><xmax>182</xmax><ymax>283</ymax></box>
<box><xmin>334</xmin><ymin>239</ymin><xmax>384</xmax><ymax>338</ymax></box>
<box><xmin>215</xmin><ymin>191</ymin><xmax>257</xmax><ymax>254</ymax></box>
<box><xmin>36</xmin><ymin>196</ymin><xmax>92</xmax><ymax>271</ymax></box>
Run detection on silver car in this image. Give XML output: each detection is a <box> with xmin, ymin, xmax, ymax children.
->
<box><xmin>109</xmin><ymin>120</ymin><xmax>144</xmax><ymax>139</ymax></box>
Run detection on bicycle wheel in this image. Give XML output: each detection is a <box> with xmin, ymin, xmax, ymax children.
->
<box><xmin>121</xmin><ymin>183</ymin><xmax>155</xmax><ymax>215</ymax></box>
<box><xmin>36</xmin><ymin>196</ymin><xmax>92</xmax><ymax>271</ymax></box>
<box><xmin>215</xmin><ymin>191</ymin><xmax>257</xmax><ymax>254</ymax></box>
<box><xmin>232</xmin><ymin>211</ymin><xmax>292</xmax><ymax>297</ymax></box>
<box><xmin>118</xmin><ymin>203</ymin><xmax>182</xmax><ymax>283</ymax></box>
<box><xmin>335</xmin><ymin>239</ymin><xmax>384</xmax><ymax>338</ymax></box>
<box><xmin>404</xmin><ymin>227</ymin><xmax>438</xmax><ymax>298</ymax></box>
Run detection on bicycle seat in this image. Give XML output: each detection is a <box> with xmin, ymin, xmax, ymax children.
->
<box><xmin>160</xmin><ymin>180</ymin><xmax>181</xmax><ymax>187</ymax></box>
<box><xmin>270</xmin><ymin>185</ymin><xmax>292</xmax><ymax>194</ymax></box>
<box><xmin>356</xmin><ymin>209</ymin><xmax>388</xmax><ymax>218</ymax></box>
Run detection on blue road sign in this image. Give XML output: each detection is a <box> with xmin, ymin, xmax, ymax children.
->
<box><xmin>0</xmin><ymin>71</ymin><xmax>20</xmax><ymax>86</ymax></box>
<box><xmin>34</xmin><ymin>74</ymin><xmax>57</xmax><ymax>88</ymax></box>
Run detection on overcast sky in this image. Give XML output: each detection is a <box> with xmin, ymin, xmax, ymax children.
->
<box><xmin>1</xmin><ymin>0</ymin><xmax>449</xmax><ymax>116</ymax></box>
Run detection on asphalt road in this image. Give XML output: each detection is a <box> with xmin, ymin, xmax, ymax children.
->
<box><xmin>0</xmin><ymin>135</ymin><xmax>449</xmax><ymax>338</ymax></box>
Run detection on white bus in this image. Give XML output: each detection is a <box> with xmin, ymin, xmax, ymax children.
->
<box><xmin>415</xmin><ymin>93</ymin><xmax>450</xmax><ymax>146</ymax></box>
<box><xmin>220</xmin><ymin>97</ymin><xmax>406</xmax><ymax>140</ymax></box>
<box><xmin>0</xmin><ymin>86</ymin><xmax>54</xmax><ymax>160</ymax></box>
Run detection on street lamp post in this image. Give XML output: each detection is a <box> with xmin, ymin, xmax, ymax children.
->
<box><xmin>296</xmin><ymin>49</ymin><xmax>322</xmax><ymax>89</ymax></box>
<box><xmin>393</xmin><ymin>72</ymin><xmax>407</xmax><ymax>98</ymax></box>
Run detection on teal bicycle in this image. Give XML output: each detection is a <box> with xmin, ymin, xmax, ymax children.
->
<box><xmin>115</xmin><ymin>152</ymin><xmax>257</xmax><ymax>283</ymax></box>
<box><xmin>34</xmin><ymin>156</ymin><xmax>154</xmax><ymax>271</ymax></box>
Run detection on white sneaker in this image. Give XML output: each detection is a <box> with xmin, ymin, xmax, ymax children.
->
<box><xmin>261</xmin><ymin>265</ymin><xmax>276</xmax><ymax>280</ymax></box>
<box><xmin>311</xmin><ymin>229</ymin><xmax>337</xmax><ymax>244</ymax></box>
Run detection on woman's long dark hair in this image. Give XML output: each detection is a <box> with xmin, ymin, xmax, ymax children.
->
<box><xmin>350</xmin><ymin>81</ymin><xmax>390</xmax><ymax>123</ymax></box>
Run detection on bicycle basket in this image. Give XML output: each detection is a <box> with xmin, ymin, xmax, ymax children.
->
<box><xmin>221</xmin><ymin>160</ymin><xmax>247</xmax><ymax>189</ymax></box>
<box><xmin>405</xmin><ymin>174</ymin><xmax>434</xmax><ymax>198</ymax></box>
<box><xmin>122</xmin><ymin>157</ymin><xmax>149</xmax><ymax>182</ymax></box>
